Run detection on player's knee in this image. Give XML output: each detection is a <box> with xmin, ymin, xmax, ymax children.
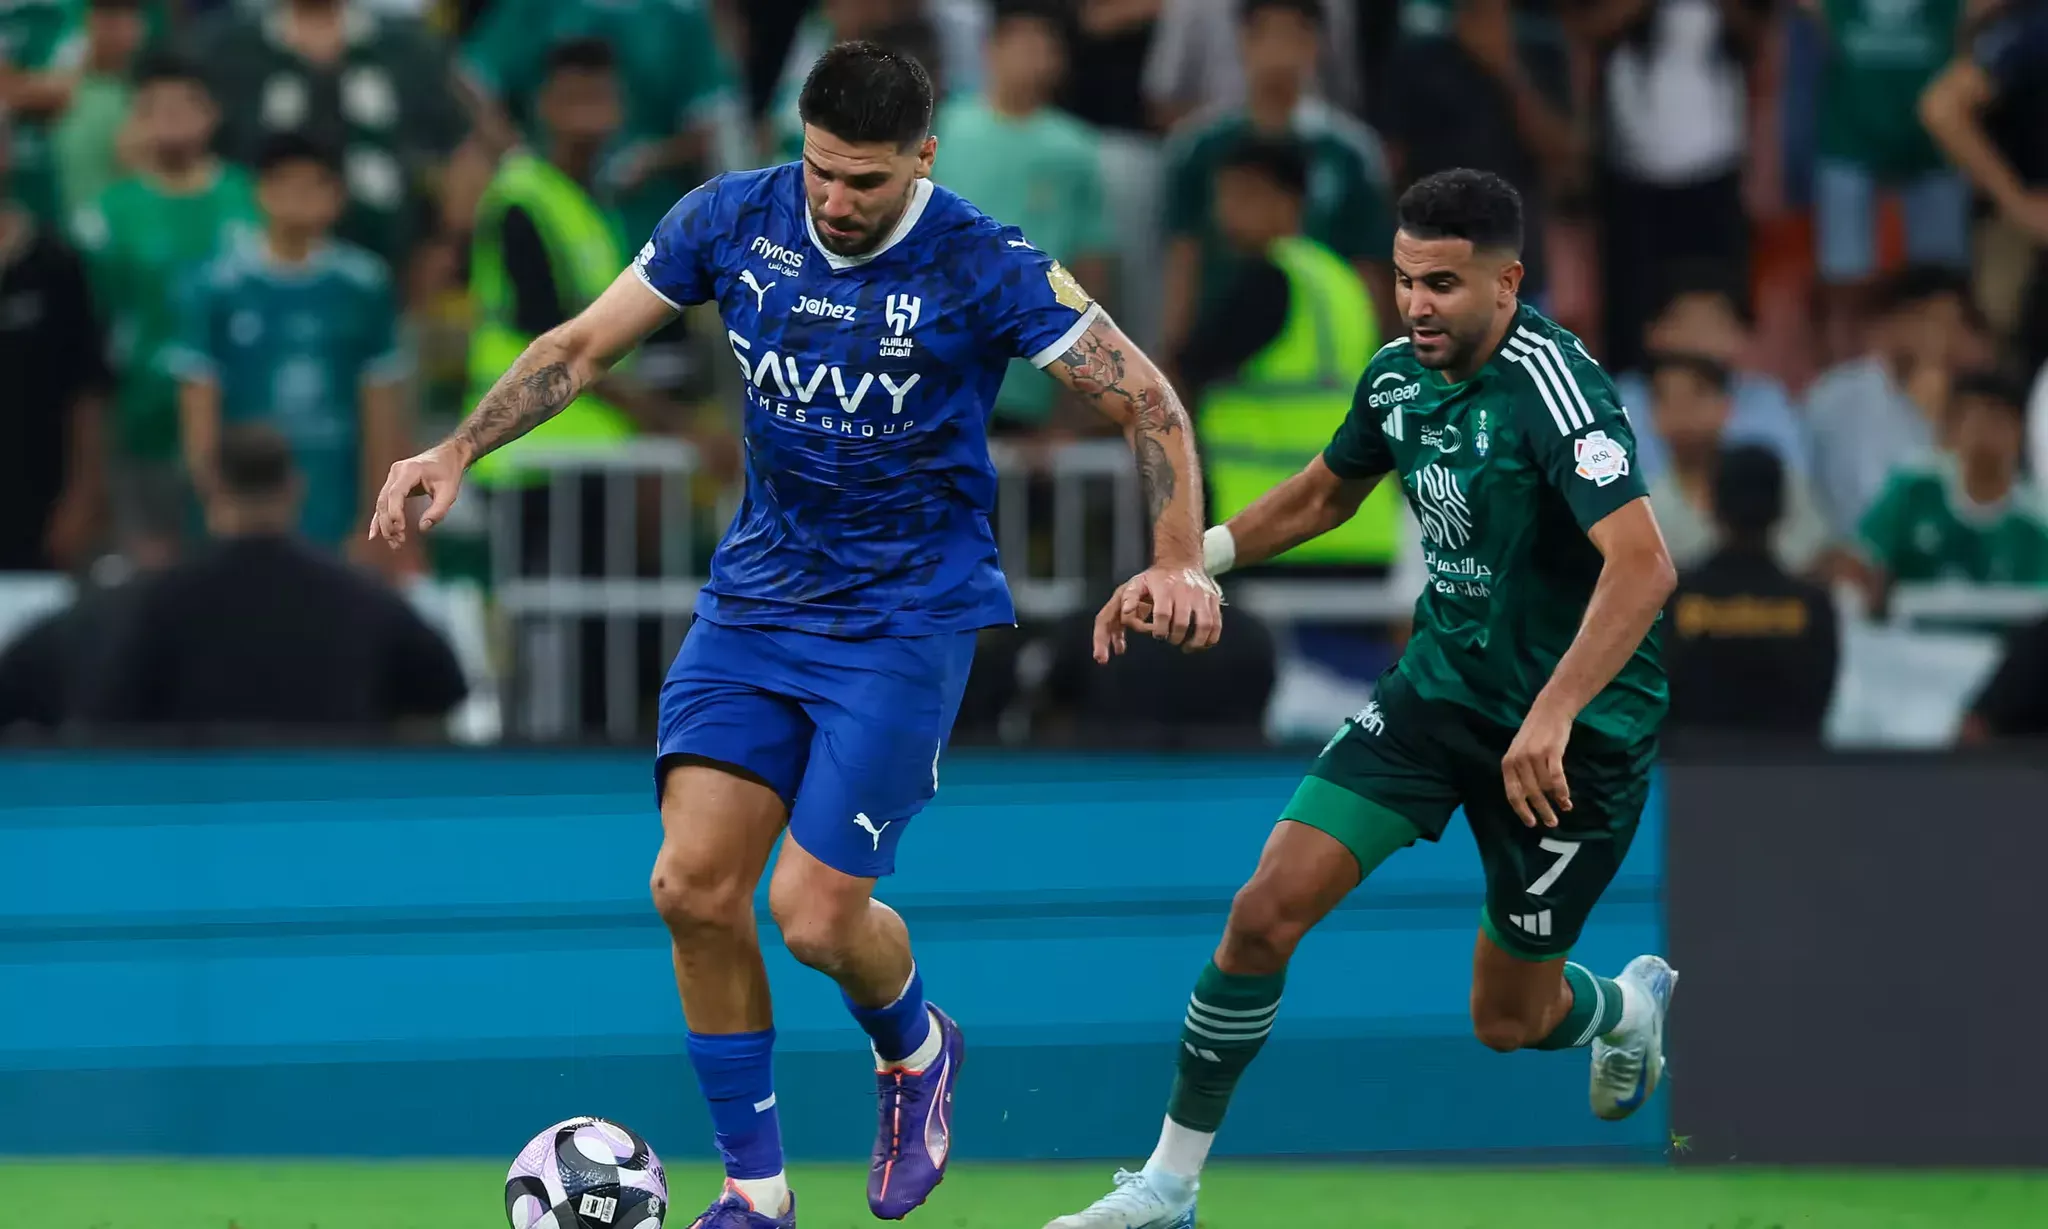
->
<box><xmin>768</xmin><ymin>879</ymin><xmax>863</xmax><ymax>975</ymax></box>
<box><xmin>1220</xmin><ymin>881</ymin><xmax>1313</xmax><ymax>972</ymax></box>
<box><xmin>648</xmin><ymin>844</ymin><xmax>752</xmax><ymax>939</ymax></box>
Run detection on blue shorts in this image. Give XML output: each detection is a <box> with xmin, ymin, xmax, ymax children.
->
<box><xmin>655</xmin><ymin>619</ymin><xmax>978</xmax><ymax>878</ymax></box>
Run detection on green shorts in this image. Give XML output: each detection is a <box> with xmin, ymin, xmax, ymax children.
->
<box><xmin>1284</xmin><ymin>667</ymin><xmax>1654</xmax><ymax>960</ymax></box>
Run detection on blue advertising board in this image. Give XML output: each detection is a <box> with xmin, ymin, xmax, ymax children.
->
<box><xmin>0</xmin><ymin>751</ymin><xmax>1664</xmax><ymax>1161</ymax></box>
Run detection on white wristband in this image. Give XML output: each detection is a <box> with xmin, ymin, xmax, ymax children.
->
<box><xmin>1203</xmin><ymin>524</ymin><xmax>1237</xmax><ymax>577</ymax></box>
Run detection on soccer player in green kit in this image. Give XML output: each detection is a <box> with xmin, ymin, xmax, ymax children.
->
<box><xmin>1047</xmin><ymin>169</ymin><xmax>1680</xmax><ymax>1229</ymax></box>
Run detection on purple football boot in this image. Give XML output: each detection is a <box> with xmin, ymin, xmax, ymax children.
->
<box><xmin>868</xmin><ymin>1005</ymin><xmax>965</xmax><ymax>1219</ymax></box>
<box><xmin>688</xmin><ymin>1182</ymin><xmax>796</xmax><ymax>1229</ymax></box>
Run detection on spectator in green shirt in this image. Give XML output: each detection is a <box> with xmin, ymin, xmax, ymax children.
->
<box><xmin>52</xmin><ymin>0</ymin><xmax>147</xmax><ymax>221</ymax></box>
<box><xmin>1159</xmin><ymin>0</ymin><xmax>1396</xmax><ymax>358</ymax></box>
<box><xmin>167</xmin><ymin>133</ymin><xmax>410</xmax><ymax>562</ymax></box>
<box><xmin>70</xmin><ymin>50</ymin><xmax>260</xmax><ymax>562</ymax></box>
<box><xmin>934</xmin><ymin>0</ymin><xmax>1113</xmax><ymax>435</ymax></box>
<box><xmin>1852</xmin><ymin>368</ymin><xmax>2048</xmax><ymax>602</ymax></box>
<box><xmin>1809</xmin><ymin>0</ymin><xmax>1968</xmax><ymax>357</ymax></box>
<box><xmin>189</xmin><ymin>0</ymin><xmax>471</xmax><ymax>269</ymax></box>
<box><xmin>0</xmin><ymin>0</ymin><xmax>85</xmax><ymax>225</ymax></box>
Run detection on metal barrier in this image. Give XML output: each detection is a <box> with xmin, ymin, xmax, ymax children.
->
<box><xmin>487</xmin><ymin>440</ymin><xmax>716</xmax><ymax>743</ymax></box>
<box><xmin>487</xmin><ymin>441</ymin><xmax>1422</xmax><ymax>739</ymax></box>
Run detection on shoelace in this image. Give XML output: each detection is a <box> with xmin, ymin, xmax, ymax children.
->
<box><xmin>1087</xmin><ymin>1169</ymin><xmax>1166</xmax><ymax>1213</ymax></box>
<box><xmin>1593</xmin><ymin>1039</ymin><xmax>1644</xmax><ymax>1090</ymax></box>
<box><xmin>877</xmin><ymin>1070</ymin><xmax>919</xmax><ymax>1162</ymax></box>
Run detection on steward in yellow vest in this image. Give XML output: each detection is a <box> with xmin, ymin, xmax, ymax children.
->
<box><xmin>466</xmin><ymin>40</ymin><xmax>640</xmax><ymax>489</ymax></box>
<box><xmin>1185</xmin><ymin>139</ymin><xmax>1404</xmax><ymax>567</ymax></box>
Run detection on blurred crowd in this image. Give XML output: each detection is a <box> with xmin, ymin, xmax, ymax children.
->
<box><xmin>3</xmin><ymin>0</ymin><xmax>2048</xmax><ymax>743</ymax></box>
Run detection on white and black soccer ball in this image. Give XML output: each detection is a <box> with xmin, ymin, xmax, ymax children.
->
<box><xmin>505</xmin><ymin>1117</ymin><xmax>668</xmax><ymax>1229</ymax></box>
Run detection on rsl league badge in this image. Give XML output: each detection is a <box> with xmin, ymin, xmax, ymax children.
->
<box><xmin>1573</xmin><ymin>430</ymin><xmax>1630</xmax><ymax>487</ymax></box>
<box><xmin>1047</xmin><ymin>261</ymin><xmax>1092</xmax><ymax>313</ymax></box>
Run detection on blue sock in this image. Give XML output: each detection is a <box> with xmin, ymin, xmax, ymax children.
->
<box><xmin>685</xmin><ymin>1029</ymin><xmax>784</xmax><ymax>1179</ymax></box>
<box><xmin>843</xmin><ymin>965</ymin><xmax>933</xmax><ymax>1065</ymax></box>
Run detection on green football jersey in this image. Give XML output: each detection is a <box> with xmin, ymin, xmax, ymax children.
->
<box><xmin>70</xmin><ymin>165</ymin><xmax>262</xmax><ymax>462</ymax></box>
<box><xmin>1817</xmin><ymin>0</ymin><xmax>1962</xmax><ymax>179</ymax></box>
<box><xmin>1857</xmin><ymin>458</ymin><xmax>2048</xmax><ymax>585</ymax></box>
<box><xmin>0</xmin><ymin>0</ymin><xmax>84</xmax><ymax>225</ymax></box>
<box><xmin>164</xmin><ymin>236</ymin><xmax>406</xmax><ymax>549</ymax></box>
<box><xmin>192</xmin><ymin>7</ymin><xmax>469</xmax><ymax>264</ymax></box>
<box><xmin>1324</xmin><ymin>305</ymin><xmax>1667</xmax><ymax>744</ymax></box>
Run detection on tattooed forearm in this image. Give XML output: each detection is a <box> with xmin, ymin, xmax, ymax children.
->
<box><xmin>449</xmin><ymin>348</ymin><xmax>582</xmax><ymax>464</ymax></box>
<box><xmin>1049</xmin><ymin>316</ymin><xmax>1203</xmax><ymax>563</ymax></box>
<box><xmin>1054</xmin><ymin>324</ymin><xmax>1191</xmax><ymax>438</ymax></box>
<box><xmin>1136</xmin><ymin>432</ymin><xmax>1175</xmax><ymax>526</ymax></box>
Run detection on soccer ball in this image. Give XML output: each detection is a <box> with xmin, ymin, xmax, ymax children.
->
<box><xmin>505</xmin><ymin>1117</ymin><xmax>668</xmax><ymax>1229</ymax></box>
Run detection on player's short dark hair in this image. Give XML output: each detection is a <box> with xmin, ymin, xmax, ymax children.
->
<box><xmin>799</xmin><ymin>40</ymin><xmax>934</xmax><ymax>150</ymax></box>
<box><xmin>217</xmin><ymin>425</ymin><xmax>298</xmax><ymax>500</ymax></box>
<box><xmin>544</xmin><ymin>36</ymin><xmax>616</xmax><ymax>79</ymax></box>
<box><xmin>1652</xmin><ymin>259</ymin><xmax>1753</xmax><ymax>327</ymax></box>
<box><xmin>1714</xmin><ymin>444</ymin><xmax>1785</xmax><ymax>539</ymax></box>
<box><xmin>1240</xmin><ymin>0</ymin><xmax>1325</xmax><ymax>27</ymax></box>
<box><xmin>1396</xmin><ymin>169</ymin><xmax>1524</xmax><ymax>255</ymax></box>
<box><xmin>131</xmin><ymin>49</ymin><xmax>206</xmax><ymax>92</ymax></box>
<box><xmin>1951</xmin><ymin>366</ymin><xmax>2029</xmax><ymax>418</ymax></box>
<box><xmin>1872</xmin><ymin>264</ymin><xmax>1971</xmax><ymax>318</ymax></box>
<box><xmin>254</xmin><ymin>131</ymin><xmax>342</xmax><ymax>179</ymax></box>
<box><xmin>1218</xmin><ymin>135</ymin><xmax>1310</xmax><ymax>200</ymax></box>
<box><xmin>1646</xmin><ymin>351</ymin><xmax>1732</xmax><ymax>396</ymax></box>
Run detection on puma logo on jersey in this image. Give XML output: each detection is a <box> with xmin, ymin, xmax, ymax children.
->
<box><xmin>740</xmin><ymin>269</ymin><xmax>777</xmax><ymax>313</ymax></box>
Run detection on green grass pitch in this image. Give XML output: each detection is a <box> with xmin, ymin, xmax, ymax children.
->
<box><xmin>3</xmin><ymin>1160</ymin><xmax>2041</xmax><ymax>1229</ymax></box>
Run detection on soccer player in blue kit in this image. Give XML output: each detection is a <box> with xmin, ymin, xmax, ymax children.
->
<box><xmin>369</xmin><ymin>42</ymin><xmax>1221</xmax><ymax>1229</ymax></box>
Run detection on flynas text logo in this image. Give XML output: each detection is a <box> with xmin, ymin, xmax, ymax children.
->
<box><xmin>727</xmin><ymin>330</ymin><xmax>923</xmax><ymax>437</ymax></box>
<box><xmin>750</xmin><ymin>236</ymin><xmax>805</xmax><ymax>277</ymax></box>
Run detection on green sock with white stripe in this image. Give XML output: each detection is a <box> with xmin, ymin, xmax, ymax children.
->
<box><xmin>1165</xmin><ymin>961</ymin><xmax>1286</xmax><ymax>1133</ymax></box>
<box><xmin>1533</xmin><ymin>962</ymin><xmax>1628</xmax><ymax>1050</ymax></box>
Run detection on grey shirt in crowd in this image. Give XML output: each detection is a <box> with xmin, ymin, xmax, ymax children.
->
<box><xmin>1804</xmin><ymin>356</ymin><xmax>1937</xmax><ymax>539</ymax></box>
<box><xmin>1649</xmin><ymin>470</ymin><xmax>1835</xmax><ymax>577</ymax></box>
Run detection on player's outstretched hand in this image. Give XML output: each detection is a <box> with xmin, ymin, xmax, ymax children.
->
<box><xmin>368</xmin><ymin>441</ymin><xmax>467</xmax><ymax>549</ymax></box>
<box><xmin>1091</xmin><ymin>566</ymin><xmax>1224</xmax><ymax>663</ymax></box>
<box><xmin>1502</xmin><ymin>704</ymin><xmax>1574</xmax><ymax>829</ymax></box>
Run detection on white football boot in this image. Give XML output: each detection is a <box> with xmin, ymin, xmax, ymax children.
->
<box><xmin>1591</xmin><ymin>953</ymin><xmax>1678</xmax><ymax>1121</ymax></box>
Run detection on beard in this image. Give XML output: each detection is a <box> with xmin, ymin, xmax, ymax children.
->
<box><xmin>810</xmin><ymin>181</ymin><xmax>917</xmax><ymax>257</ymax></box>
<box><xmin>1409</xmin><ymin>318</ymin><xmax>1486</xmax><ymax>372</ymax></box>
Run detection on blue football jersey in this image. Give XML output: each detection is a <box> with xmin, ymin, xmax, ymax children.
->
<box><xmin>634</xmin><ymin>163</ymin><xmax>1101</xmax><ymax>636</ymax></box>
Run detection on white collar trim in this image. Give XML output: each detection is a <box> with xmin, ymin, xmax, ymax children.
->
<box><xmin>807</xmin><ymin>177</ymin><xmax>934</xmax><ymax>271</ymax></box>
